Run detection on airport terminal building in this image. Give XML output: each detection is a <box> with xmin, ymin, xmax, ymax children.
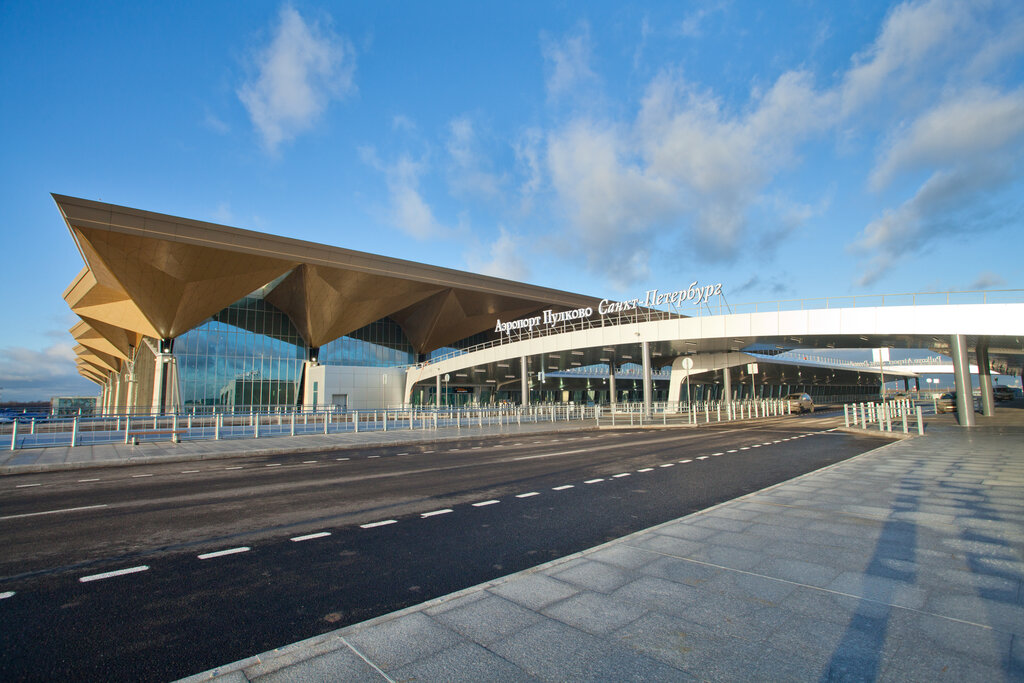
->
<box><xmin>59</xmin><ymin>195</ymin><xmax>1023</xmax><ymax>421</ymax></box>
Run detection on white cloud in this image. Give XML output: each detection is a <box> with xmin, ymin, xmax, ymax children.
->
<box><xmin>361</xmin><ymin>147</ymin><xmax>444</xmax><ymax>239</ymax></box>
<box><xmin>0</xmin><ymin>343</ymin><xmax>98</xmax><ymax>402</ymax></box>
<box><xmin>446</xmin><ymin>116</ymin><xmax>504</xmax><ymax>199</ymax></box>
<box><xmin>546</xmin><ymin>118</ymin><xmax>677</xmax><ymax>285</ymax></box>
<box><xmin>464</xmin><ymin>226</ymin><xmax>530</xmax><ymax>281</ymax></box>
<box><xmin>542</xmin><ymin>67</ymin><xmax>834</xmax><ymax>283</ymax></box>
<box><xmin>513</xmin><ymin>127</ymin><xmax>544</xmax><ymax>213</ymax></box>
<box><xmin>852</xmin><ymin>164</ymin><xmax>1014</xmax><ymax>285</ymax></box>
<box><xmin>968</xmin><ymin>271</ymin><xmax>1006</xmax><ymax>290</ymax></box>
<box><xmin>542</xmin><ymin>24</ymin><xmax>598</xmax><ymax>101</ymax></box>
<box><xmin>870</xmin><ymin>88</ymin><xmax>1024</xmax><ymax>190</ymax></box>
<box><xmin>238</xmin><ymin>5</ymin><xmax>355</xmax><ymax>152</ymax></box>
<box><xmin>840</xmin><ymin>0</ymin><xmax>966</xmax><ymax>115</ymax></box>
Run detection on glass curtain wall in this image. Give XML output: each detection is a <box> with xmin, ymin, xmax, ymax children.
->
<box><xmin>319</xmin><ymin>318</ymin><xmax>415</xmax><ymax>367</ymax></box>
<box><xmin>176</xmin><ymin>297</ymin><xmax>305</xmax><ymax>408</ymax></box>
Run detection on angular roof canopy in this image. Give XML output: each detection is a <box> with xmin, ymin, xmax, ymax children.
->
<box><xmin>57</xmin><ymin>194</ymin><xmax>600</xmax><ymax>384</ymax></box>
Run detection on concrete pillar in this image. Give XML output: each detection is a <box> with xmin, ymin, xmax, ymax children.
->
<box><xmin>520</xmin><ymin>356</ymin><xmax>529</xmax><ymax>407</ymax></box>
<box><xmin>609</xmin><ymin>363</ymin><xmax>616</xmax><ymax>409</ymax></box>
<box><xmin>642</xmin><ymin>341</ymin><xmax>652</xmax><ymax>417</ymax></box>
<box><xmin>722</xmin><ymin>366</ymin><xmax>732</xmax><ymax>404</ymax></box>
<box><xmin>977</xmin><ymin>340</ymin><xmax>994</xmax><ymax>417</ymax></box>
<box><xmin>950</xmin><ymin>334</ymin><xmax>975</xmax><ymax>427</ymax></box>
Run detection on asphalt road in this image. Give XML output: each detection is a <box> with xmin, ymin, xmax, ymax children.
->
<box><xmin>0</xmin><ymin>415</ymin><xmax>890</xmax><ymax>681</ymax></box>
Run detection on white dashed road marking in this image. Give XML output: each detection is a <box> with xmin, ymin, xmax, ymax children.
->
<box><xmin>516</xmin><ymin>492</ymin><xmax>540</xmax><ymax>498</ymax></box>
<box><xmin>198</xmin><ymin>547</ymin><xmax>250</xmax><ymax>560</ymax></box>
<box><xmin>302</xmin><ymin>460</ymin><xmax>317</xmax><ymax>464</ymax></box>
<box><xmin>637</xmin><ymin>468</ymin><xmax>654</xmax><ymax>472</ymax></box>
<box><xmin>181</xmin><ymin>470</ymin><xmax>200</xmax><ymax>474</ymax></box>
<box><xmin>225</xmin><ymin>466</ymin><xmax>243</xmax><ymax>470</ymax></box>
<box><xmin>265</xmin><ymin>463</ymin><xmax>281</xmax><ymax>468</ymax></box>
<box><xmin>0</xmin><ymin>591</ymin><xmax>14</xmax><ymax>599</ymax></box>
<box><xmin>132</xmin><ymin>474</ymin><xmax>153</xmax><ymax>478</ymax></box>
<box><xmin>679</xmin><ymin>459</ymin><xmax>692</xmax><ymax>464</ymax></box>
<box><xmin>727</xmin><ymin>449</ymin><xmax>738</xmax><ymax>453</ymax></box>
<box><xmin>472</xmin><ymin>500</ymin><xmax>500</xmax><ymax>507</ymax></box>
<box><xmin>421</xmin><ymin>509</ymin><xmax>453</xmax><ymax>518</ymax></box>
<box><xmin>291</xmin><ymin>532</ymin><xmax>331</xmax><ymax>542</ymax></box>
<box><xmin>697</xmin><ymin>456</ymin><xmax>709</xmax><ymax>460</ymax></box>
<box><xmin>711</xmin><ymin>452</ymin><xmax>724</xmax><ymax>456</ymax></box>
<box><xmin>360</xmin><ymin>520</ymin><xmax>397</xmax><ymax>529</ymax></box>
<box><xmin>552</xmin><ymin>485</ymin><xmax>574</xmax><ymax>491</ymax></box>
<box><xmin>336</xmin><ymin>457</ymin><xmax>350</xmax><ymax>461</ymax></box>
<box><xmin>584</xmin><ymin>478</ymin><xmax>605</xmax><ymax>484</ymax></box>
<box><xmin>613</xmin><ymin>473</ymin><xmax>630</xmax><ymax>478</ymax></box>
<box><xmin>16</xmin><ymin>484</ymin><xmax>41</xmax><ymax>488</ymax></box>
<box><xmin>80</xmin><ymin>565</ymin><xmax>149</xmax><ymax>583</ymax></box>
<box><xmin>78</xmin><ymin>478</ymin><xmax>100</xmax><ymax>482</ymax></box>
<box><xmin>659</xmin><ymin>464</ymin><xmax>674</xmax><ymax>468</ymax></box>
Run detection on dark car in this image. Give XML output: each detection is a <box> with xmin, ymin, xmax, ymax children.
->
<box><xmin>936</xmin><ymin>392</ymin><xmax>957</xmax><ymax>413</ymax></box>
<box><xmin>993</xmin><ymin>386</ymin><xmax>1014</xmax><ymax>402</ymax></box>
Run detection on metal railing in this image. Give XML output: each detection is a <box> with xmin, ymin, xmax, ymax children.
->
<box><xmin>3</xmin><ymin>404</ymin><xmax>603</xmax><ymax>451</ymax></box>
<box><xmin>843</xmin><ymin>398</ymin><xmax>926</xmax><ymax>435</ymax></box>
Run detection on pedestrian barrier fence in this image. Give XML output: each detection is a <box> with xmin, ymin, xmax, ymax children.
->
<box><xmin>843</xmin><ymin>399</ymin><xmax>925</xmax><ymax>436</ymax></box>
<box><xmin>2</xmin><ymin>397</ymin><xmax>834</xmax><ymax>451</ymax></box>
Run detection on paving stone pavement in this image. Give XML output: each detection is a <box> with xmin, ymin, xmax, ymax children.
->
<box><xmin>180</xmin><ymin>417</ymin><xmax>1024</xmax><ymax>682</ymax></box>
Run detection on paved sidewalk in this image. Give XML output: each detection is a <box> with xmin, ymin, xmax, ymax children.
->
<box><xmin>180</xmin><ymin>421</ymin><xmax>1024</xmax><ymax>682</ymax></box>
<box><xmin>0</xmin><ymin>419</ymin><xmax>598</xmax><ymax>474</ymax></box>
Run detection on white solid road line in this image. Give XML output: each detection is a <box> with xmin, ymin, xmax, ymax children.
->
<box><xmin>198</xmin><ymin>547</ymin><xmax>250</xmax><ymax>560</ymax></box>
<box><xmin>516</xmin><ymin>492</ymin><xmax>540</xmax><ymax>498</ymax></box>
<box><xmin>513</xmin><ymin>448</ymin><xmax>589</xmax><ymax>461</ymax></box>
<box><xmin>552</xmin><ymin>485</ymin><xmax>574</xmax><ymax>491</ymax></box>
<box><xmin>0</xmin><ymin>504</ymin><xmax>108</xmax><ymax>521</ymax></box>
<box><xmin>360</xmin><ymin>520</ymin><xmax>398</xmax><ymax>529</ymax></box>
<box><xmin>584</xmin><ymin>478</ymin><xmax>605</xmax><ymax>484</ymax></box>
<box><xmin>80</xmin><ymin>565</ymin><xmax>149</xmax><ymax>582</ymax></box>
<box><xmin>0</xmin><ymin>591</ymin><xmax>14</xmax><ymax>599</ymax></box>
<box><xmin>421</xmin><ymin>509</ymin><xmax>453</xmax><ymax>517</ymax></box>
<box><xmin>472</xmin><ymin>500</ymin><xmax>500</xmax><ymax>507</ymax></box>
<box><xmin>291</xmin><ymin>532</ymin><xmax>332</xmax><ymax>542</ymax></box>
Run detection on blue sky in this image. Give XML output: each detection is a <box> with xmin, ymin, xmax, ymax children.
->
<box><xmin>1</xmin><ymin>0</ymin><xmax>1022</xmax><ymax>400</ymax></box>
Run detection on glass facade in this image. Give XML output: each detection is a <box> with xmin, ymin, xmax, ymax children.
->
<box><xmin>175</xmin><ymin>300</ymin><xmax>419</xmax><ymax>407</ymax></box>
<box><xmin>320</xmin><ymin>318</ymin><xmax>415</xmax><ymax>367</ymax></box>
<box><xmin>175</xmin><ymin>297</ymin><xmax>305</xmax><ymax>407</ymax></box>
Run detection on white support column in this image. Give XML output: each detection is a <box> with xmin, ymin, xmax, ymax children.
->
<box><xmin>950</xmin><ymin>334</ymin><xmax>976</xmax><ymax>427</ymax></box>
<box><xmin>436</xmin><ymin>374</ymin><xmax>442</xmax><ymax>409</ymax></box>
<box><xmin>722</xmin><ymin>366</ymin><xmax>732</xmax><ymax>405</ymax></box>
<box><xmin>609</xmin><ymin>363</ymin><xmax>616</xmax><ymax>411</ymax></box>
<box><xmin>520</xmin><ymin>356</ymin><xmax>529</xmax><ymax>408</ymax></box>
<box><xmin>642</xmin><ymin>341</ymin><xmax>652</xmax><ymax>417</ymax></box>
<box><xmin>976</xmin><ymin>340</ymin><xmax>994</xmax><ymax>417</ymax></box>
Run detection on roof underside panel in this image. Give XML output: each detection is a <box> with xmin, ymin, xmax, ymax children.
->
<box><xmin>390</xmin><ymin>289</ymin><xmax>543</xmax><ymax>354</ymax></box>
<box><xmin>266</xmin><ymin>264</ymin><xmax>444</xmax><ymax>348</ymax></box>
<box><xmin>73</xmin><ymin>226</ymin><xmax>298</xmax><ymax>339</ymax></box>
